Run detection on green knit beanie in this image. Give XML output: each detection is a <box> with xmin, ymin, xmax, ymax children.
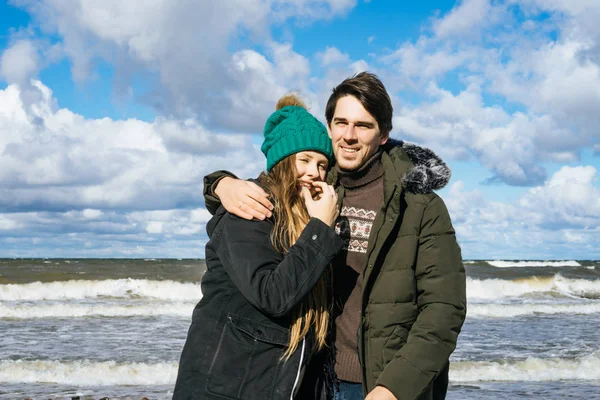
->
<box><xmin>261</xmin><ymin>106</ymin><xmax>333</xmax><ymax>171</ymax></box>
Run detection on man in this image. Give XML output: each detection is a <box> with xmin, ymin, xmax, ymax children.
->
<box><xmin>203</xmin><ymin>72</ymin><xmax>466</xmax><ymax>400</ymax></box>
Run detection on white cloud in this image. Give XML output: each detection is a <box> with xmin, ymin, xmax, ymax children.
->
<box><xmin>219</xmin><ymin>42</ymin><xmax>314</xmax><ymax>131</ymax></box>
<box><xmin>0</xmin><ymin>40</ymin><xmax>39</xmax><ymax>84</ymax></box>
<box><xmin>146</xmin><ymin>221</ymin><xmax>163</xmax><ymax>234</ymax></box>
<box><xmin>394</xmin><ymin>82</ymin><xmax>569</xmax><ymax>185</ymax></box>
<box><xmin>9</xmin><ymin>0</ymin><xmax>357</xmax><ymax>129</ymax></box>
<box><xmin>0</xmin><ymin>216</ymin><xmax>20</xmax><ymax>230</ymax></box>
<box><xmin>0</xmin><ymin>207</ymin><xmax>214</xmax><ymax>257</ymax></box>
<box><xmin>486</xmin><ymin>40</ymin><xmax>600</xmax><ymax>146</ymax></box>
<box><xmin>0</xmin><ymin>39</ymin><xmax>53</xmax><ymax>120</ymax></box>
<box><xmin>380</xmin><ymin>1</ymin><xmax>600</xmax><ymax>186</ymax></box>
<box><xmin>0</xmin><ymin>81</ymin><xmax>263</xmax><ymax>212</ymax></box>
<box><xmin>316</xmin><ymin>46</ymin><xmax>351</xmax><ymax>66</ymax></box>
<box><xmin>2</xmin><ymin>0</ymin><xmax>598</xmax><ymax>258</ymax></box>
<box><xmin>519</xmin><ymin>166</ymin><xmax>600</xmax><ymax>228</ymax></box>
<box><xmin>82</xmin><ymin>209</ymin><xmax>102</xmax><ymax>220</ymax></box>
<box><xmin>433</xmin><ymin>0</ymin><xmax>495</xmax><ymax>39</ymax></box>
<box><xmin>447</xmin><ymin>167</ymin><xmax>600</xmax><ymax>258</ymax></box>
<box><xmin>383</xmin><ymin>41</ymin><xmax>474</xmax><ymax>81</ymax></box>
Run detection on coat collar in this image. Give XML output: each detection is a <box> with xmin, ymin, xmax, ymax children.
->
<box><xmin>327</xmin><ymin>140</ymin><xmax>451</xmax><ymax>194</ymax></box>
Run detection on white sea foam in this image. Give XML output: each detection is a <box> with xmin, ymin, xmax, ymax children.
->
<box><xmin>0</xmin><ymin>359</ymin><xmax>177</xmax><ymax>385</ymax></box>
<box><xmin>488</xmin><ymin>260</ymin><xmax>581</xmax><ymax>268</ymax></box>
<box><xmin>467</xmin><ymin>275</ymin><xmax>600</xmax><ymax>300</ymax></box>
<box><xmin>0</xmin><ymin>279</ymin><xmax>202</xmax><ymax>301</ymax></box>
<box><xmin>467</xmin><ymin>276</ymin><xmax>552</xmax><ymax>299</ymax></box>
<box><xmin>450</xmin><ymin>353</ymin><xmax>600</xmax><ymax>382</ymax></box>
<box><xmin>0</xmin><ymin>302</ymin><xmax>196</xmax><ymax>319</ymax></box>
<box><xmin>3</xmin><ymin>354</ymin><xmax>599</xmax><ymax>385</ymax></box>
<box><xmin>20</xmin><ymin>300</ymin><xmax>598</xmax><ymax>320</ymax></box>
<box><xmin>553</xmin><ymin>276</ymin><xmax>600</xmax><ymax>299</ymax></box>
<box><xmin>467</xmin><ymin>302</ymin><xmax>600</xmax><ymax>318</ymax></box>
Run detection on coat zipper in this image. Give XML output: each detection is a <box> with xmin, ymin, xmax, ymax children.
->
<box><xmin>289</xmin><ymin>337</ymin><xmax>306</xmax><ymax>400</ymax></box>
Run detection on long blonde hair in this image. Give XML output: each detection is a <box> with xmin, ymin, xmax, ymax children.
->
<box><xmin>258</xmin><ymin>94</ymin><xmax>331</xmax><ymax>360</ymax></box>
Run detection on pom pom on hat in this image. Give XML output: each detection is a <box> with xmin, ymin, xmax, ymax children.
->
<box><xmin>275</xmin><ymin>94</ymin><xmax>307</xmax><ymax>110</ymax></box>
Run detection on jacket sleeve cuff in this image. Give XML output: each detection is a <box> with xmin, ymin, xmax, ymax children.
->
<box><xmin>203</xmin><ymin>170</ymin><xmax>237</xmax><ymax>215</ymax></box>
<box><xmin>298</xmin><ymin>218</ymin><xmax>344</xmax><ymax>257</ymax></box>
<box><xmin>375</xmin><ymin>356</ymin><xmax>431</xmax><ymax>400</ymax></box>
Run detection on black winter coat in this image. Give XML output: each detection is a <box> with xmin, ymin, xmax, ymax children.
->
<box><xmin>173</xmin><ymin>206</ymin><xmax>344</xmax><ymax>400</ymax></box>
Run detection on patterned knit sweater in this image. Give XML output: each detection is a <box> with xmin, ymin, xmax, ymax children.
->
<box><xmin>333</xmin><ymin>149</ymin><xmax>384</xmax><ymax>382</ymax></box>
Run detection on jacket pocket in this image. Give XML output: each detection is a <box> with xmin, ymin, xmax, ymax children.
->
<box><xmin>380</xmin><ymin>324</ymin><xmax>409</xmax><ymax>368</ymax></box>
<box><xmin>206</xmin><ymin>313</ymin><xmax>291</xmax><ymax>400</ymax></box>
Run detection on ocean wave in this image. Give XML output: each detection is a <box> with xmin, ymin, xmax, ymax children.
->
<box><xmin>467</xmin><ymin>302</ymin><xmax>600</xmax><ymax>318</ymax></box>
<box><xmin>3</xmin><ymin>354</ymin><xmax>599</xmax><ymax>385</ymax></box>
<box><xmin>487</xmin><ymin>260</ymin><xmax>581</xmax><ymax>268</ymax></box>
<box><xmin>3</xmin><ymin>275</ymin><xmax>598</xmax><ymax>303</ymax></box>
<box><xmin>0</xmin><ymin>302</ymin><xmax>196</xmax><ymax>319</ymax></box>
<box><xmin>450</xmin><ymin>353</ymin><xmax>600</xmax><ymax>382</ymax></box>
<box><xmin>18</xmin><ymin>300</ymin><xmax>599</xmax><ymax>320</ymax></box>
<box><xmin>553</xmin><ymin>276</ymin><xmax>600</xmax><ymax>299</ymax></box>
<box><xmin>467</xmin><ymin>275</ymin><xmax>600</xmax><ymax>300</ymax></box>
<box><xmin>0</xmin><ymin>359</ymin><xmax>177</xmax><ymax>386</ymax></box>
<box><xmin>0</xmin><ymin>279</ymin><xmax>202</xmax><ymax>301</ymax></box>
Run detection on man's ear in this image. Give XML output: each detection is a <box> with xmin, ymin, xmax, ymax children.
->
<box><xmin>380</xmin><ymin>132</ymin><xmax>390</xmax><ymax>145</ymax></box>
<box><xmin>327</xmin><ymin>124</ymin><xmax>332</xmax><ymax>139</ymax></box>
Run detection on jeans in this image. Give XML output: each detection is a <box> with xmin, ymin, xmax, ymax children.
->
<box><xmin>333</xmin><ymin>380</ymin><xmax>363</xmax><ymax>400</ymax></box>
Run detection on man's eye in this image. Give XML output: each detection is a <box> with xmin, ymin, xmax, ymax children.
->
<box><xmin>336</xmin><ymin>121</ymin><xmax>347</xmax><ymax>126</ymax></box>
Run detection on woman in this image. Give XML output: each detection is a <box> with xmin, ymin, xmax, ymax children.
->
<box><xmin>173</xmin><ymin>94</ymin><xmax>343</xmax><ymax>400</ymax></box>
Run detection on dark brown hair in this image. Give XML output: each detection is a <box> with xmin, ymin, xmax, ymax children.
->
<box><xmin>325</xmin><ymin>71</ymin><xmax>393</xmax><ymax>135</ymax></box>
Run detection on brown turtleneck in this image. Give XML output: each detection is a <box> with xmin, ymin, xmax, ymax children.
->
<box><xmin>333</xmin><ymin>149</ymin><xmax>384</xmax><ymax>382</ymax></box>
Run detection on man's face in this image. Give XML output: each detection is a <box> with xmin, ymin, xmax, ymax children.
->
<box><xmin>327</xmin><ymin>95</ymin><xmax>388</xmax><ymax>171</ymax></box>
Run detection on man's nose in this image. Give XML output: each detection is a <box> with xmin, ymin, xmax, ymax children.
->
<box><xmin>342</xmin><ymin>124</ymin><xmax>357</xmax><ymax>141</ymax></box>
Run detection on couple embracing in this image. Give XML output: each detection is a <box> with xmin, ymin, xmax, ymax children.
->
<box><xmin>173</xmin><ymin>72</ymin><xmax>466</xmax><ymax>400</ymax></box>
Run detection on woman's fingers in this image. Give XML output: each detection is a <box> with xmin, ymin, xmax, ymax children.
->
<box><xmin>313</xmin><ymin>181</ymin><xmax>337</xmax><ymax>197</ymax></box>
<box><xmin>312</xmin><ymin>181</ymin><xmax>335</xmax><ymax>197</ymax></box>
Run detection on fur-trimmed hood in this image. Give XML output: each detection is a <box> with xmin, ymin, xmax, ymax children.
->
<box><xmin>384</xmin><ymin>139</ymin><xmax>451</xmax><ymax>194</ymax></box>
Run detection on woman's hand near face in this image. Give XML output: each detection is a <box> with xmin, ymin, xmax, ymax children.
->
<box><xmin>301</xmin><ymin>181</ymin><xmax>339</xmax><ymax>227</ymax></box>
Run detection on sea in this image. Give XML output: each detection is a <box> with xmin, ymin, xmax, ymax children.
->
<box><xmin>0</xmin><ymin>258</ymin><xmax>599</xmax><ymax>399</ymax></box>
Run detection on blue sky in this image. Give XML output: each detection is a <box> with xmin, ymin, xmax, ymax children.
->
<box><xmin>0</xmin><ymin>0</ymin><xmax>599</xmax><ymax>259</ymax></box>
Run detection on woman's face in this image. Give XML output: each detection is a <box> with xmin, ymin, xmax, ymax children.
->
<box><xmin>294</xmin><ymin>151</ymin><xmax>328</xmax><ymax>196</ymax></box>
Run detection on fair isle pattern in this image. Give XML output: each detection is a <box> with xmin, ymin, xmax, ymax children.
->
<box><xmin>341</xmin><ymin>206</ymin><xmax>376</xmax><ymax>221</ymax></box>
<box><xmin>335</xmin><ymin>206</ymin><xmax>377</xmax><ymax>254</ymax></box>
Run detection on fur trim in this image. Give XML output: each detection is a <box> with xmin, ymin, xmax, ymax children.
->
<box><xmin>389</xmin><ymin>139</ymin><xmax>452</xmax><ymax>194</ymax></box>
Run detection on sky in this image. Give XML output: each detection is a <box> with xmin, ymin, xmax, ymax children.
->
<box><xmin>0</xmin><ymin>0</ymin><xmax>599</xmax><ymax>259</ymax></box>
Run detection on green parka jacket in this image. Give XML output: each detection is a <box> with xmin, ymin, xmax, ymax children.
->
<box><xmin>203</xmin><ymin>140</ymin><xmax>467</xmax><ymax>400</ymax></box>
<box><xmin>326</xmin><ymin>140</ymin><xmax>466</xmax><ymax>400</ymax></box>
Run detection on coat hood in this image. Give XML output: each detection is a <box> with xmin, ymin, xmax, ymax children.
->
<box><xmin>384</xmin><ymin>139</ymin><xmax>451</xmax><ymax>194</ymax></box>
